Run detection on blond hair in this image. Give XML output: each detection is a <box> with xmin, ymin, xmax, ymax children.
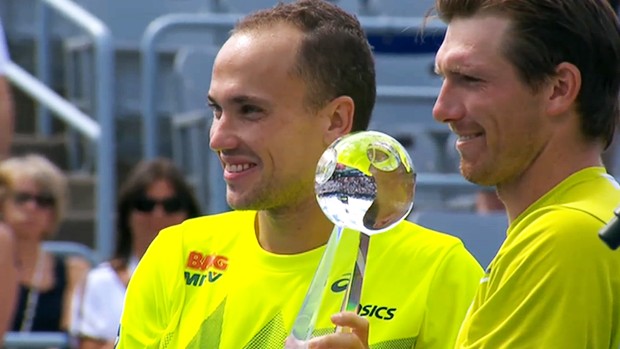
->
<box><xmin>0</xmin><ymin>154</ymin><xmax>67</xmax><ymax>236</ymax></box>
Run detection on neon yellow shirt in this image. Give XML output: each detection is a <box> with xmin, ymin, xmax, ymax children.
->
<box><xmin>456</xmin><ymin>167</ymin><xmax>620</xmax><ymax>348</ymax></box>
<box><xmin>117</xmin><ymin>210</ymin><xmax>482</xmax><ymax>348</ymax></box>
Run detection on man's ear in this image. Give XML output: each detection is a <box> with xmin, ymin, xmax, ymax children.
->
<box><xmin>546</xmin><ymin>62</ymin><xmax>581</xmax><ymax>117</ymax></box>
<box><xmin>322</xmin><ymin>95</ymin><xmax>355</xmax><ymax>146</ymax></box>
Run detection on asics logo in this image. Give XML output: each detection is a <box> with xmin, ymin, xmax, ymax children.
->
<box><xmin>330</xmin><ymin>276</ymin><xmax>397</xmax><ymax>321</ymax></box>
<box><xmin>358</xmin><ymin>304</ymin><xmax>397</xmax><ymax>320</ymax></box>
<box><xmin>331</xmin><ymin>277</ymin><xmax>350</xmax><ymax>293</ymax></box>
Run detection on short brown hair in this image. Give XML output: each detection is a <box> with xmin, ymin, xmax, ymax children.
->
<box><xmin>435</xmin><ymin>0</ymin><xmax>620</xmax><ymax>147</ymax></box>
<box><xmin>233</xmin><ymin>0</ymin><xmax>376</xmax><ymax>132</ymax></box>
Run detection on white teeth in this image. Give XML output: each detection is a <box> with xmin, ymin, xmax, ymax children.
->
<box><xmin>459</xmin><ymin>134</ymin><xmax>481</xmax><ymax>141</ymax></box>
<box><xmin>227</xmin><ymin>163</ymin><xmax>252</xmax><ymax>173</ymax></box>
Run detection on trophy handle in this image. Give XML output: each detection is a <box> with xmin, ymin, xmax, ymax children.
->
<box><xmin>286</xmin><ymin>225</ymin><xmax>345</xmax><ymax>348</ymax></box>
<box><xmin>336</xmin><ymin>232</ymin><xmax>370</xmax><ymax>332</ymax></box>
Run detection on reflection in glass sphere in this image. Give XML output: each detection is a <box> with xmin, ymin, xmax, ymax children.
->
<box><xmin>315</xmin><ymin>131</ymin><xmax>416</xmax><ymax>235</ymax></box>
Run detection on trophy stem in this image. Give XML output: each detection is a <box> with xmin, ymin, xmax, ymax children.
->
<box><xmin>336</xmin><ymin>232</ymin><xmax>370</xmax><ymax>332</ymax></box>
<box><xmin>285</xmin><ymin>225</ymin><xmax>345</xmax><ymax>348</ymax></box>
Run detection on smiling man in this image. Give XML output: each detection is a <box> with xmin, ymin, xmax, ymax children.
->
<box><xmin>433</xmin><ymin>0</ymin><xmax>620</xmax><ymax>347</ymax></box>
<box><xmin>115</xmin><ymin>1</ymin><xmax>484</xmax><ymax>348</ymax></box>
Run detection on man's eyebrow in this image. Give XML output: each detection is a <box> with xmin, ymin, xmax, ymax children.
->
<box><xmin>435</xmin><ymin>47</ymin><xmax>483</xmax><ymax>75</ymax></box>
<box><xmin>231</xmin><ymin>95</ymin><xmax>269</xmax><ymax>105</ymax></box>
<box><xmin>436</xmin><ymin>62</ymin><xmax>484</xmax><ymax>78</ymax></box>
<box><xmin>207</xmin><ymin>94</ymin><xmax>269</xmax><ymax>105</ymax></box>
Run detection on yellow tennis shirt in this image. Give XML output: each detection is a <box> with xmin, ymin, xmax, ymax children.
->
<box><xmin>117</xmin><ymin>210</ymin><xmax>482</xmax><ymax>348</ymax></box>
<box><xmin>456</xmin><ymin>167</ymin><xmax>620</xmax><ymax>348</ymax></box>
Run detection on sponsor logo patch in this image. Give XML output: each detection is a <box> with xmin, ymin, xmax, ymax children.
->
<box><xmin>184</xmin><ymin>251</ymin><xmax>228</xmax><ymax>286</ymax></box>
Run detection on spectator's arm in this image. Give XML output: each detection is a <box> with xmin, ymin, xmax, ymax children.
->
<box><xmin>79</xmin><ymin>336</ymin><xmax>115</xmax><ymax>349</ymax></box>
<box><xmin>62</xmin><ymin>256</ymin><xmax>91</xmax><ymax>331</ymax></box>
<box><xmin>0</xmin><ymin>19</ymin><xmax>14</xmax><ymax>160</ymax></box>
<box><xmin>0</xmin><ymin>224</ymin><xmax>17</xmax><ymax>341</ymax></box>
<box><xmin>0</xmin><ymin>76</ymin><xmax>14</xmax><ymax>160</ymax></box>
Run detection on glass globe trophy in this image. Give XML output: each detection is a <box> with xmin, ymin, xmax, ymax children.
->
<box><xmin>286</xmin><ymin>130</ymin><xmax>416</xmax><ymax>347</ymax></box>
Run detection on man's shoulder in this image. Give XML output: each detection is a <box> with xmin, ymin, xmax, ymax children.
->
<box><xmin>172</xmin><ymin>210</ymin><xmax>255</xmax><ymax>237</ymax></box>
<box><xmin>516</xmin><ymin>170</ymin><xmax>620</xmax><ymax>245</ymax></box>
<box><xmin>368</xmin><ymin>220</ymin><xmax>483</xmax><ymax>283</ymax></box>
<box><xmin>549</xmin><ymin>168</ymin><xmax>620</xmax><ymax>223</ymax></box>
<box><xmin>511</xmin><ymin>204</ymin><xmax>618</xmax><ymax>263</ymax></box>
<box><xmin>382</xmin><ymin>219</ymin><xmax>464</xmax><ymax>248</ymax></box>
<box><xmin>523</xmin><ymin>201</ymin><xmax>614</xmax><ymax>242</ymax></box>
<box><xmin>373</xmin><ymin>220</ymin><xmax>472</xmax><ymax>263</ymax></box>
<box><xmin>151</xmin><ymin>210</ymin><xmax>255</xmax><ymax>255</ymax></box>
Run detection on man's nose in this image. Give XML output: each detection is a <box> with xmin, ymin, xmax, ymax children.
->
<box><xmin>432</xmin><ymin>81</ymin><xmax>465</xmax><ymax>124</ymax></box>
<box><xmin>209</xmin><ymin>114</ymin><xmax>238</xmax><ymax>152</ymax></box>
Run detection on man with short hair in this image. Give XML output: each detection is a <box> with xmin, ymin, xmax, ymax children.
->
<box><xmin>117</xmin><ymin>1</ymin><xmax>483</xmax><ymax>347</ymax></box>
<box><xmin>433</xmin><ymin>0</ymin><xmax>620</xmax><ymax>347</ymax></box>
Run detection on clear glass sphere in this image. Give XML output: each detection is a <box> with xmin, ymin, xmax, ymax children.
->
<box><xmin>315</xmin><ymin>131</ymin><xmax>416</xmax><ymax>235</ymax></box>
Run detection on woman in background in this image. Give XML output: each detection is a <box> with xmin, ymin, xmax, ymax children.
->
<box><xmin>1</xmin><ymin>154</ymin><xmax>90</xmax><ymax>333</ymax></box>
<box><xmin>0</xmin><ymin>171</ymin><xmax>17</xmax><ymax>344</ymax></box>
<box><xmin>72</xmin><ymin>158</ymin><xmax>201</xmax><ymax>349</ymax></box>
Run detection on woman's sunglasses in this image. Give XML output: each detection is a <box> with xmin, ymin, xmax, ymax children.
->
<box><xmin>132</xmin><ymin>196</ymin><xmax>185</xmax><ymax>214</ymax></box>
<box><xmin>12</xmin><ymin>192</ymin><xmax>56</xmax><ymax>208</ymax></box>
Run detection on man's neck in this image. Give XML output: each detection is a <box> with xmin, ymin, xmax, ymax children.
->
<box><xmin>256</xmin><ymin>197</ymin><xmax>334</xmax><ymax>255</ymax></box>
<box><xmin>498</xmin><ymin>139</ymin><xmax>603</xmax><ymax>222</ymax></box>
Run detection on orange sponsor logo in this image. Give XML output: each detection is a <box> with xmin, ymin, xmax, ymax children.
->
<box><xmin>186</xmin><ymin>251</ymin><xmax>229</xmax><ymax>272</ymax></box>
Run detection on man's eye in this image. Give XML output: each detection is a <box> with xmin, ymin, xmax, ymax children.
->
<box><xmin>241</xmin><ymin>105</ymin><xmax>263</xmax><ymax>114</ymax></box>
<box><xmin>207</xmin><ymin>102</ymin><xmax>222</xmax><ymax>118</ymax></box>
<box><xmin>461</xmin><ymin>75</ymin><xmax>482</xmax><ymax>83</ymax></box>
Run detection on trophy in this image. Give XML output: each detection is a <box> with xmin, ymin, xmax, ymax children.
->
<box><xmin>286</xmin><ymin>130</ymin><xmax>416</xmax><ymax>347</ymax></box>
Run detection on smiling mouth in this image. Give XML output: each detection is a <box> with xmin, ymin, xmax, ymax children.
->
<box><xmin>225</xmin><ymin>163</ymin><xmax>256</xmax><ymax>173</ymax></box>
<box><xmin>458</xmin><ymin>132</ymin><xmax>484</xmax><ymax>141</ymax></box>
